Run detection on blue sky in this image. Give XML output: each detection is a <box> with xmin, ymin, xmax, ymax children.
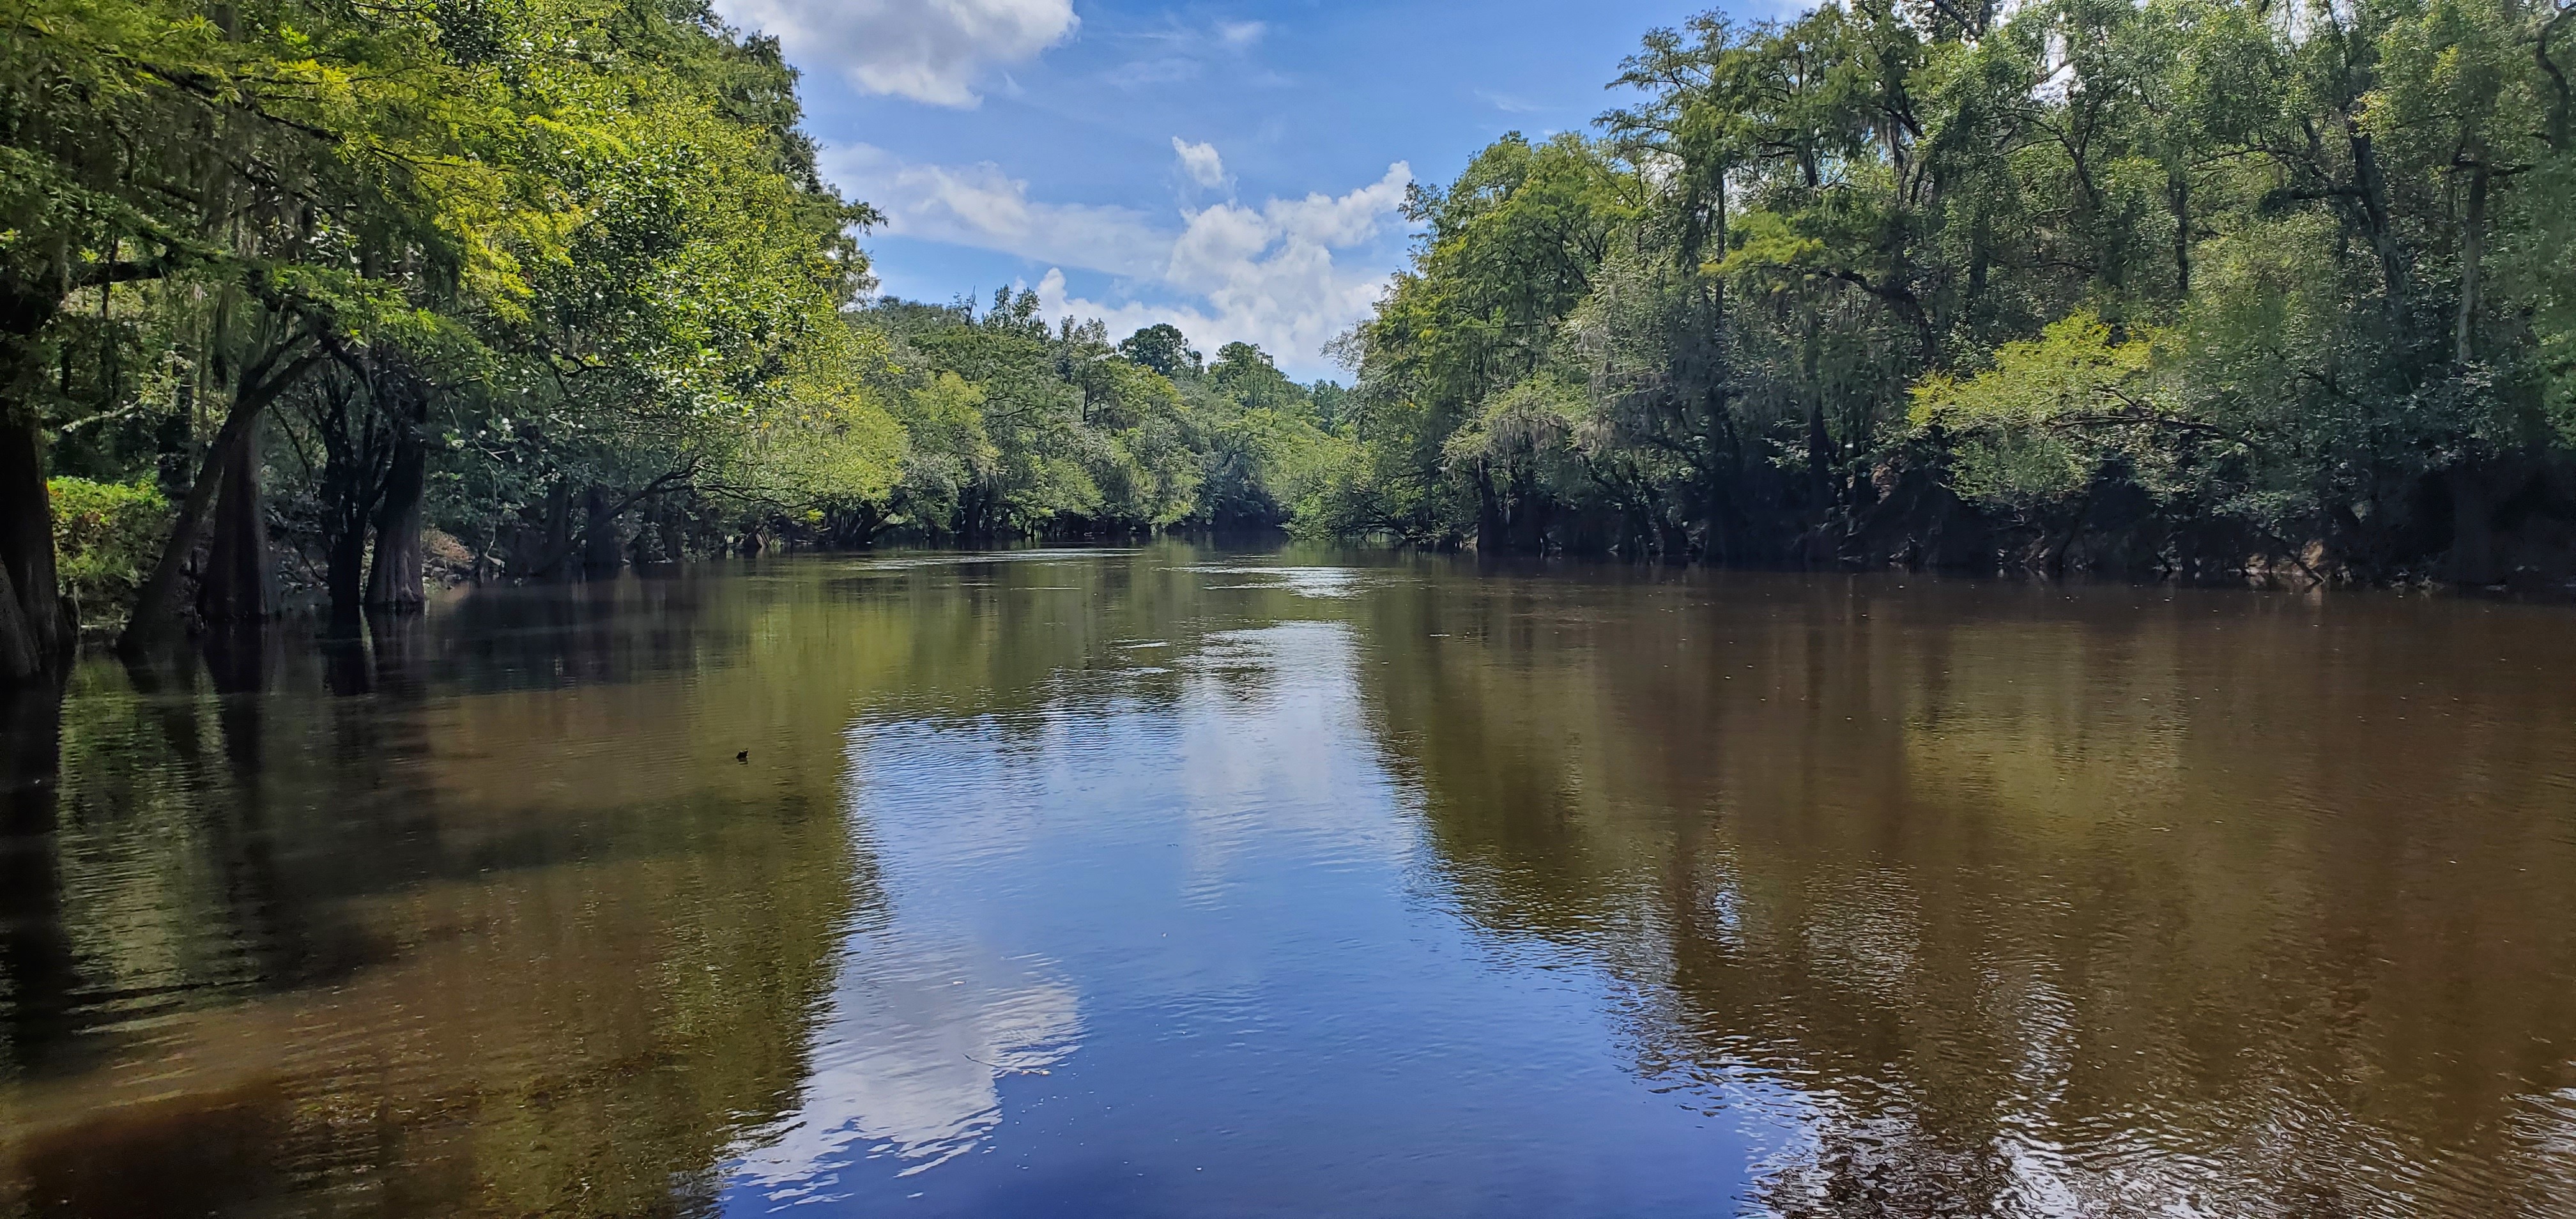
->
<box><xmin>705</xmin><ymin>0</ymin><xmax>1746</xmax><ymax>379</ymax></box>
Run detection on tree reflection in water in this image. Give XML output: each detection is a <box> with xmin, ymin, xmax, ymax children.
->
<box><xmin>1354</xmin><ymin>571</ymin><xmax>2576</xmax><ymax>1216</ymax></box>
<box><xmin>0</xmin><ymin>551</ymin><xmax>2569</xmax><ymax>1218</ymax></box>
<box><xmin>0</xmin><ymin>575</ymin><xmax>868</xmax><ymax>1216</ymax></box>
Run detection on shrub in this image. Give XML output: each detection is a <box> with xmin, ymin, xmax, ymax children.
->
<box><xmin>50</xmin><ymin>479</ymin><xmax>169</xmax><ymax>632</ymax></box>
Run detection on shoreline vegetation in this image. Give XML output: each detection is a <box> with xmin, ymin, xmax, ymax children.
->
<box><xmin>6</xmin><ymin>0</ymin><xmax>2576</xmax><ymax>684</ymax></box>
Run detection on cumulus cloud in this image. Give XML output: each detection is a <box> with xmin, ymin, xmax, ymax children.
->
<box><xmin>822</xmin><ymin>144</ymin><xmax>1170</xmax><ymax>277</ymax></box>
<box><xmin>1041</xmin><ymin>164</ymin><xmax>1413</xmax><ymax>372</ymax></box>
<box><xmin>1171</xmin><ymin>138</ymin><xmax>1229</xmax><ymax>190</ymax></box>
<box><xmin>824</xmin><ymin>144</ymin><xmax>1409</xmax><ymax>376</ymax></box>
<box><xmin>712</xmin><ymin>0</ymin><xmax>1077</xmax><ymax>107</ymax></box>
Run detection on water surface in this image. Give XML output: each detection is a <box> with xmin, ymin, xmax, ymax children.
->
<box><xmin>3</xmin><ymin>546</ymin><xmax>2573</xmax><ymax>1216</ymax></box>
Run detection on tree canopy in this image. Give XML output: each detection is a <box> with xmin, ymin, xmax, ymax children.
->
<box><xmin>1314</xmin><ymin>0</ymin><xmax>2576</xmax><ymax>583</ymax></box>
<box><xmin>0</xmin><ymin>0</ymin><xmax>1337</xmax><ymax>685</ymax></box>
<box><xmin>7</xmin><ymin>0</ymin><xmax>2572</xmax><ymax>687</ymax></box>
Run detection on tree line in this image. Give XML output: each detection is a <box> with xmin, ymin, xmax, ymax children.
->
<box><xmin>0</xmin><ymin>0</ymin><xmax>1340</xmax><ymax>688</ymax></box>
<box><xmin>1314</xmin><ymin>0</ymin><xmax>2576</xmax><ymax>583</ymax></box>
<box><xmin>8</xmin><ymin>0</ymin><xmax>2571</xmax><ymax>691</ymax></box>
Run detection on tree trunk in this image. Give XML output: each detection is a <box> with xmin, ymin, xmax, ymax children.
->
<box><xmin>2048</xmin><ymin>483</ymin><xmax>2099</xmax><ymax>575</ymax></box>
<box><xmin>582</xmin><ymin>484</ymin><xmax>622</xmax><ymax>579</ymax></box>
<box><xmin>1</xmin><ymin>279</ymin><xmax>68</xmax><ymax>683</ymax></box>
<box><xmin>541</xmin><ymin>483</ymin><xmax>573</xmax><ymax>579</ymax></box>
<box><xmin>2347</xmin><ymin>126</ymin><xmax>2413</xmax><ymax>341</ymax></box>
<box><xmin>2169</xmin><ymin>166</ymin><xmax>2191</xmax><ymax>296</ymax></box>
<box><xmin>314</xmin><ymin>373</ymin><xmax>384</xmax><ymax>620</ymax></box>
<box><xmin>2450</xmin><ymin>464</ymin><xmax>2503</xmax><ymax>585</ymax></box>
<box><xmin>365</xmin><ymin>425</ymin><xmax>427</xmax><ymax>610</ymax></box>
<box><xmin>2456</xmin><ymin>157</ymin><xmax>2488</xmax><ymax>366</ymax></box>
<box><xmin>323</xmin><ymin>503</ymin><xmax>369</xmax><ymax>624</ymax></box>
<box><xmin>1805</xmin><ymin>398</ymin><xmax>1835</xmax><ymax>512</ymax></box>
<box><xmin>197</xmin><ymin>426</ymin><xmax>276</xmax><ymax>625</ymax></box>
<box><xmin>659</xmin><ymin>510</ymin><xmax>687</xmax><ymax>564</ymax></box>
<box><xmin>121</xmin><ymin>344</ymin><xmax>316</xmax><ymax>654</ymax></box>
<box><xmin>0</xmin><ymin>560</ymin><xmax>44</xmax><ymax>684</ymax></box>
<box><xmin>0</xmin><ymin>417</ymin><xmax>68</xmax><ymax>680</ymax></box>
<box><xmin>1473</xmin><ymin>466</ymin><xmax>1503</xmax><ymax>554</ymax></box>
<box><xmin>2542</xmin><ymin>17</ymin><xmax>2572</xmax><ymax>154</ymax></box>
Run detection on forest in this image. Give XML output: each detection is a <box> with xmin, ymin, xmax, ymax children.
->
<box><xmin>0</xmin><ymin>0</ymin><xmax>1344</xmax><ymax>687</ymax></box>
<box><xmin>4</xmin><ymin>0</ymin><xmax>2575</xmax><ymax>688</ymax></box>
<box><xmin>1321</xmin><ymin>0</ymin><xmax>2576</xmax><ymax>583</ymax></box>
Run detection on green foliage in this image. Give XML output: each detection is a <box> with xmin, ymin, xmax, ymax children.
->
<box><xmin>3</xmin><ymin>0</ymin><xmax>908</xmax><ymax>623</ymax></box>
<box><xmin>839</xmin><ymin>298</ymin><xmax>1339</xmax><ymax>541</ymax></box>
<box><xmin>47</xmin><ymin>479</ymin><xmax>166</xmax><ymax>629</ymax></box>
<box><xmin>1117</xmin><ymin>324</ymin><xmax>1200</xmax><ymax>377</ymax></box>
<box><xmin>1909</xmin><ymin>311</ymin><xmax>2163</xmax><ymax>507</ymax></box>
<box><xmin>1319</xmin><ymin>0</ymin><xmax>2576</xmax><ymax>579</ymax></box>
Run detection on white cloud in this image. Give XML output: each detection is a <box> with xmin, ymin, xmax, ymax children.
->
<box><xmin>822</xmin><ymin>144</ymin><xmax>1170</xmax><ymax>277</ymax></box>
<box><xmin>1039</xmin><ymin>163</ymin><xmax>1411</xmax><ymax>374</ymax></box>
<box><xmin>1171</xmin><ymin>138</ymin><xmax>1229</xmax><ymax>190</ymax></box>
<box><xmin>1260</xmin><ymin>167</ymin><xmax>1412</xmax><ymax>249</ymax></box>
<box><xmin>825</xmin><ymin>142</ymin><xmax>1410</xmax><ymax>376</ymax></box>
<box><xmin>712</xmin><ymin>0</ymin><xmax>1077</xmax><ymax>107</ymax></box>
<box><xmin>1217</xmin><ymin>20</ymin><xmax>1268</xmax><ymax>49</ymax></box>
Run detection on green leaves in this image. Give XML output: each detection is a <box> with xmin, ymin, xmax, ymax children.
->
<box><xmin>1315</xmin><ymin>0</ymin><xmax>2576</xmax><ymax>576</ymax></box>
<box><xmin>1908</xmin><ymin>309</ymin><xmax>2168</xmax><ymax>507</ymax></box>
<box><xmin>46</xmin><ymin>477</ymin><xmax>165</xmax><ymax>628</ymax></box>
<box><xmin>1910</xmin><ymin>310</ymin><xmax>2165</xmax><ymax>431</ymax></box>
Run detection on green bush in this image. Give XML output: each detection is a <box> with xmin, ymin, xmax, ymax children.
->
<box><xmin>50</xmin><ymin>479</ymin><xmax>169</xmax><ymax>632</ymax></box>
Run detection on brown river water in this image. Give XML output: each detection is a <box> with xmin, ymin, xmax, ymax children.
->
<box><xmin>1</xmin><ymin>545</ymin><xmax>2572</xmax><ymax>1217</ymax></box>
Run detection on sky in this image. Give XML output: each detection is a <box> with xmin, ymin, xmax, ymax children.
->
<box><xmin>702</xmin><ymin>0</ymin><xmax>1749</xmax><ymax>379</ymax></box>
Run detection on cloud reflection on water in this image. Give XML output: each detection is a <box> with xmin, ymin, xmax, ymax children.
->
<box><xmin>728</xmin><ymin>932</ymin><xmax>1081</xmax><ymax>1199</ymax></box>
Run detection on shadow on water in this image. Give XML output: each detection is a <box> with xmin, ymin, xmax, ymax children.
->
<box><xmin>0</xmin><ymin>684</ymin><xmax>75</xmax><ymax>1089</ymax></box>
<box><xmin>0</xmin><ymin>565</ymin><xmax>882</xmax><ymax>1217</ymax></box>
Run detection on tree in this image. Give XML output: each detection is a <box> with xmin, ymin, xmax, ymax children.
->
<box><xmin>1117</xmin><ymin>324</ymin><xmax>1200</xmax><ymax>377</ymax></box>
<box><xmin>1315</xmin><ymin>0</ymin><xmax>2576</xmax><ymax>581</ymax></box>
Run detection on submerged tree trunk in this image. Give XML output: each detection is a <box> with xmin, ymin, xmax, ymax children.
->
<box><xmin>659</xmin><ymin>509</ymin><xmax>688</xmax><ymax>565</ymax></box>
<box><xmin>539</xmin><ymin>482</ymin><xmax>574</xmax><ymax>579</ymax></box>
<box><xmin>197</xmin><ymin>426</ymin><xmax>277</xmax><ymax>625</ymax></box>
<box><xmin>365</xmin><ymin>424</ymin><xmax>427</xmax><ymax>610</ymax></box>
<box><xmin>0</xmin><ymin>562</ymin><xmax>43</xmax><ymax>684</ymax></box>
<box><xmin>323</xmin><ymin>510</ymin><xmax>369</xmax><ymax>625</ymax></box>
<box><xmin>581</xmin><ymin>484</ymin><xmax>622</xmax><ymax>579</ymax></box>
<box><xmin>1</xmin><ymin>279</ymin><xmax>70</xmax><ymax>684</ymax></box>
<box><xmin>0</xmin><ymin>417</ymin><xmax>68</xmax><ymax>681</ymax></box>
<box><xmin>122</xmin><ymin>342</ymin><xmax>317</xmax><ymax>655</ymax></box>
<box><xmin>312</xmin><ymin>367</ymin><xmax>387</xmax><ymax>620</ymax></box>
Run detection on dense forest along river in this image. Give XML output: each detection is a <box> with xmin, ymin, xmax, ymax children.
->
<box><xmin>3</xmin><ymin>547</ymin><xmax>2574</xmax><ymax>1218</ymax></box>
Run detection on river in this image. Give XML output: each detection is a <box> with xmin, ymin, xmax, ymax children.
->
<box><xmin>2</xmin><ymin>546</ymin><xmax>2572</xmax><ymax>1217</ymax></box>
